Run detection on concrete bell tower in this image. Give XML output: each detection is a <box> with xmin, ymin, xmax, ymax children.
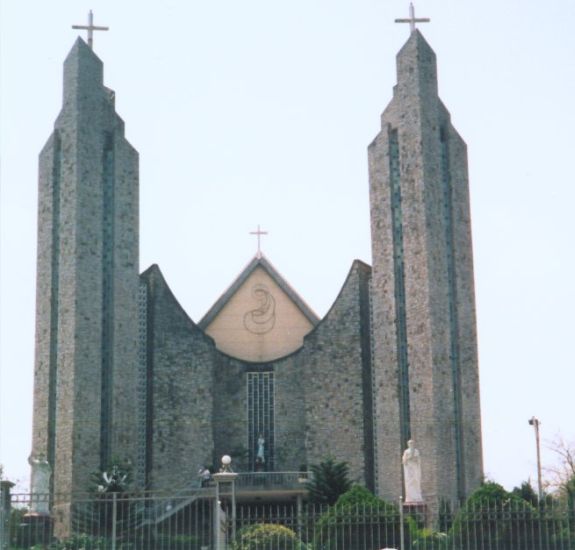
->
<box><xmin>369</xmin><ymin>30</ymin><xmax>483</xmax><ymax>502</ymax></box>
<box><xmin>31</xmin><ymin>38</ymin><xmax>141</xmax><ymax>497</ymax></box>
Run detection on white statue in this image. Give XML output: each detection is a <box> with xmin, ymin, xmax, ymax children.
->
<box><xmin>256</xmin><ymin>434</ymin><xmax>265</xmax><ymax>463</ymax></box>
<box><xmin>402</xmin><ymin>440</ymin><xmax>423</xmax><ymax>503</ymax></box>
<box><xmin>28</xmin><ymin>453</ymin><xmax>51</xmax><ymax>514</ymax></box>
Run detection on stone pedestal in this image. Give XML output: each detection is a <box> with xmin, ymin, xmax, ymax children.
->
<box><xmin>1</xmin><ymin>480</ymin><xmax>15</xmax><ymax>550</ymax></box>
<box><xmin>19</xmin><ymin>513</ymin><xmax>53</xmax><ymax>548</ymax></box>
<box><xmin>213</xmin><ymin>469</ymin><xmax>238</xmax><ymax>550</ymax></box>
<box><xmin>403</xmin><ymin>502</ymin><xmax>427</xmax><ymax>529</ymax></box>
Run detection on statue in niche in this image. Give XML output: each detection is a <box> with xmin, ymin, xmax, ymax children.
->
<box><xmin>28</xmin><ymin>453</ymin><xmax>52</xmax><ymax>514</ymax></box>
<box><xmin>256</xmin><ymin>434</ymin><xmax>265</xmax><ymax>464</ymax></box>
<box><xmin>402</xmin><ymin>440</ymin><xmax>423</xmax><ymax>503</ymax></box>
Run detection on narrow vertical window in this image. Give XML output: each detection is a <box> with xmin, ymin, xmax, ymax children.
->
<box><xmin>100</xmin><ymin>132</ymin><xmax>115</xmax><ymax>469</ymax></box>
<box><xmin>247</xmin><ymin>371</ymin><xmax>275</xmax><ymax>471</ymax></box>
<box><xmin>136</xmin><ymin>280</ymin><xmax>148</xmax><ymax>486</ymax></box>
<box><xmin>389</xmin><ymin>127</ymin><xmax>411</xmax><ymax>448</ymax></box>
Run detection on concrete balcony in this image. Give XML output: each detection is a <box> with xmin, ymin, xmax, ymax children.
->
<box><xmin>232</xmin><ymin>471</ymin><xmax>309</xmax><ymax>501</ymax></box>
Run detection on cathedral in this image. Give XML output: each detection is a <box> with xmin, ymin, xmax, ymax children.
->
<box><xmin>31</xmin><ymin>22</ymin><xmax>483</xmax><ymax>508</ymax></box>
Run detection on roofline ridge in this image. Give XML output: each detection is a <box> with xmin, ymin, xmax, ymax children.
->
<box><xmin>198</xmin><ymin>254</ymin><xmax>319</xmax><ymax>330</ymax></box>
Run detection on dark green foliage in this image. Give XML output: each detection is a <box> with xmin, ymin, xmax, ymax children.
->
<box><xmin>563</xmin><ymin>474</ymin><xmax>575</xmax><ymax>509</ymax></box>
<box><xmin>232</xmin><ymin>523</ymin><xmax>308</xmax><ymax>550</ymax></box>
<box><xmin>449</xmin><ymin>482</ymin><xmax>552</xmax><ymax>550</ymax></box>
<box><xmin>410</xmin><ymin>528</ymin><xmax>449</xmax><ymax>550</ymax></box>
<box><xmin>466</xmin><ymin>481</ymin><xmax>513</xmax><ymax>502</ymax></box>
<box><xmin>313</xmin><ymin>485</ymin><xmax>416</xmax><ymax>550</ymax></box>
<box><xmin>152</xmin><ymin>533</ymin><xmax>200</xmax><ymax>549</ymax></box>
<box><xmin>38</xmin><ymin>534</ymin><xmax>109</xmax><ymax>549</ymax></box>
<box><xmin>511</xmin><ymin>480</ymin><xmax>540</xmax><ymax>507</ymax></box>
<box><xmin>305</xmin><ymin>458</ymin><xmax>352</xmax><ymax>505</ymax></box>
<box><xmin>77</xmin><ymin>458</ymin><xmax>140</xmax><ymax>542</ymax></box>
<box><xmin>332</xmin><ymin>485</ymin><xmax>380</xmax><ymax>507</ymax></box>
<box><xmin>89</xmin><ymin>457</ymin><xmax>133</xmax><ymax>493</ymax></box>
<box><xmin>437</xmin><ymin>499</ymin><xmax>453</xmax><ymax>533</ymax></box>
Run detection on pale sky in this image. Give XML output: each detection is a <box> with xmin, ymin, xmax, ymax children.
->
<box><xmin>1</xmin><ymin>0</ymin><xmax>574</xmax><ymax>494</ymax></box>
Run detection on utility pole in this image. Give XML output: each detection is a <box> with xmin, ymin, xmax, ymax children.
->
<box><xmin>528</xmin><ymin>416</ymin><xmax>543</xmax><ymax>501</ymax></box>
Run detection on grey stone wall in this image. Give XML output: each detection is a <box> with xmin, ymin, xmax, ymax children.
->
<box><xmin>32</xmin><ymin>132</ymin><xmax>59</xmax><ymax>473</ymax></box>
<box><xmin>142</xmin><ymin>265</ymin><xmax>216</xmax><ymax>489</ymax></box>
<box><xmin>440</xmin><ymin>105</ymin><xmax>484</xmax><ymax>495</ymax></box>
<box><xmin>210</xmin><ymin>352</ymin><xmax>308</xmax><ymax>473</ymax></box>
<box><xmin>368</xmin><ymin>30</ymin><xmax>482</xmax><ymax>502</ymax></box>
<box><xmin>31</xmin><ymin>31</ymin><xmax>482</xmax><ymax>507</ymax></box>
<box><xmin>143</xmin><ymin>260</ymin><xmax>373</xmax><ymax>487</ymax></box>
<box><xmin>273</xmin><ymin>355</ymin><xmax>308</xmax><ymax>472</ymax></box>
<box><xmin>301</xmin><ymin>260</ymin><xmax>373</xmax><ymax>486</ymax></box>
<box><xmin>212</xmin><ymin>355</ymin><xmax>248</xmax><ymax>469</ymax></box>
<box><xmin>32</xmin><ymin>38</ymin><xmax>140</xmax><ymax>496</ymax></box>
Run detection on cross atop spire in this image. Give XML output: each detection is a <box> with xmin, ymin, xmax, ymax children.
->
<box><xmin>249</xmin><ymin>225</ymin><xmax>268</xmax><ymax>259</ymax></box>
<box><xmin>395</xmin><ymin>3</ymin><xmax>430</xmax><ymax>34</ymax></box>
<box><xmin>72</xmin><ymin>10</ymin><xmax>109</xmax><ymax>49</ymax></box>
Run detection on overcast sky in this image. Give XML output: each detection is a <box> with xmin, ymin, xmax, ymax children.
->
<box><xmin>1</xmin><ymin>0</ymin><xmax>574</xmax><ymax>494</ymax></box>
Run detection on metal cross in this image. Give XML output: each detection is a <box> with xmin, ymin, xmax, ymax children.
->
<box><xmin>394</xmin><ymin>3</ymin><xmax>430</xmax><ymax>34</ymax></box>
<box><xmin>72</xmin><ymin>10</ymin><xmax>109</xmax><ymax>49</ymax></box>
<box><xmin>249</xmin><ymin>225</ymin><xmax>268</xmax><ymax>258</ymax></box>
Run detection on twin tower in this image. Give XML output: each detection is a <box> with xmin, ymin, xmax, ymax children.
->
<box><xmin>32</xmin><ymin>29</ymin><xmax>483</xmax><ymax>504</ymax></box>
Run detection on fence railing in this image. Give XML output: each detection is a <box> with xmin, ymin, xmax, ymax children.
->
<box><xmin>3</xmin><ymin>492</ymin><xmax>574</xmax><ymax>550</ymax></box>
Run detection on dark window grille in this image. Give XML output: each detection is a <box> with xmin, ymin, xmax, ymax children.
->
<box><xmin>247</xmin><ymin>371</ymin><xmax>275</xmax><ymax>471</ymax></box>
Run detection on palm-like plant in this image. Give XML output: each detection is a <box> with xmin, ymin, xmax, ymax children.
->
<box><xmin>306</xmin><ymin>458</ymin><xmax>352</xmax><ymax>505</ymax></box>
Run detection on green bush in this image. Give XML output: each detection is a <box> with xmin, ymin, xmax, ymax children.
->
<box><xmin>232</xmin><ymin>523</ymin><xmax>308</xmax><ymax>550</ymax></box>
<box><xmin>448</xmin><ymin>482</ymin><xmax>539</xmax><ymax>550</ymax></box>
<box><xmin>153</xmin><ymin>533</ymin><xmax>200</xmax><ymax>550</ymax></box>
<box><xmin>410</xmin><ymin>528</ymin><xmax>449</xmax><ymax>550</ymax></box>
<box><xmin>313</xmin><ymin>485</ymin><xmax>416</xmax><ymax>550</ymax></box>
<box><xmin>46</xmin><ymin>533</ymin><xmax>109</xmax><ymax>549</ymax></box>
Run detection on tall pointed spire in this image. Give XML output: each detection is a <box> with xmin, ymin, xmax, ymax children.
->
<box><xmin>368</xmin><ymin>30</ymin><xmax>483</xmax><ymax>502</ymax></box>
<box><xmin>32</xmin><ymin>38</ymin><xmax>141</xmax><ymax>512</ymax></box>
<box><xmin>61</xmin><ymin>38</ymin><xmax>104</xmax><ymax>106</ymax></box>
<box><xmin>395</xmin><ymin>30</ymin><xmax>438</xmax><ymax>98</ymax></box>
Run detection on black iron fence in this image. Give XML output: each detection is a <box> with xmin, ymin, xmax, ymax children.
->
<box><xmin>3</xmin><ymin>491</ymin><xmax>574</xmax><ymax>550</ymax></box>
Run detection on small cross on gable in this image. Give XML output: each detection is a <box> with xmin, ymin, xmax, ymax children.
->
<box><xmin>249</xmin><ymin>225</ymin><xmax>268</xmax><ymax>259</ymax></box>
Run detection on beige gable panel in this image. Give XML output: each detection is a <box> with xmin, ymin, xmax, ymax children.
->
<box><xmin>204</xmin><ymin>266</ymin><xmax>314</xmax><ymax>362</ymax></box>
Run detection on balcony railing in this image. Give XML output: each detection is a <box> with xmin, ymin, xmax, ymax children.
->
<box><xmin>234</xmin><ymin>471</ymin><xmax>309</xmax><ymax>490</ymax></box>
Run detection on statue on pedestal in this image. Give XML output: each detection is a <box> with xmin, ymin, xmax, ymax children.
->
<box><xmin>28</xmin><ymin>454</ymin><xmax>51</xmax><ymax>514</ymax></box>
<box><xmin>402</xmin><ymin>440</ymin><xmax>423</xmax><ymax>503</ymax></box>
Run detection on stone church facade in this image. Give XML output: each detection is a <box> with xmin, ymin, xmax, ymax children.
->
<box><xmin>31</xmin><ymin>29</ymin><xmax>483</xmax><ymax>506</ymax></box>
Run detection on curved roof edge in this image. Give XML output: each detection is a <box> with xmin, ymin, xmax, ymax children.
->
<box><xmin>140</xmin><ymin>264</ymin><xmax>215</xmax><ymax>344</ymax></box>
<box><xmin>140</xmin><ymin>258</ymin><xmax>372</xmax><ymax>365</ymax></box>
<box><xmin>303</xmin><ymin>259</ymin><xmax>372</xmax><ymax>340</ymax></box>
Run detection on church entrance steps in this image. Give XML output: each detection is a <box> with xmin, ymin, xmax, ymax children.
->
<box><xmin>140</xmin><ymin>471</ymin><xmax>309</xmax><ymax>526</ymax></box>
<box><xmin>140</xmin><ymin>488</ymin><xmax>214</xmax><ymax>527</ymax></box>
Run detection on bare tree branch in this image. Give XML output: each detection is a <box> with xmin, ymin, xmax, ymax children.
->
<box><xmin>544</xmin><ymin>436</ymin><xmax>575</xmax><ymax>494</ymax></box>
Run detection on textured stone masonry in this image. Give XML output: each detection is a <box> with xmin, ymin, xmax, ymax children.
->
<box><xmin>368</xmin><ymin>30</ymin><xmax>483</xmax><ymax>502</ymax></box>
<box><xmin>32</xmin><ymin>31</ymin><xmax>483</xmax><ymax>514</ymax></box>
